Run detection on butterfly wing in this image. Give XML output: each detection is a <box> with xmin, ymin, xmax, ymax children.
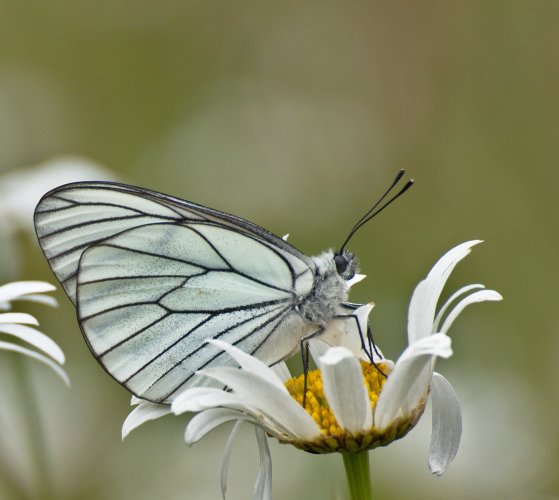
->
<box><xmin>34</xmin><ymin>181</ymin><xmax>306</xmax><ymax>304</ymax></box>
<box><xmin>34</xmin><ymin>182</ymin><xmax>316</xmax><ymax>403</ymax></box>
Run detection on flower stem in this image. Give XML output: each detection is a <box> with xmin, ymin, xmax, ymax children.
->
<box><xmin>342</xmin><ymin>451</ymin><xmax>372</xmax><ymax>500</ymax></box>
<box><xmin>11</xmin><ymin>354</ymin><xmax>55</xmax><ymax>499</ymax></box>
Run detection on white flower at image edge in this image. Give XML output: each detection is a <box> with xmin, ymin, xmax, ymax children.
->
<box><xmin>0</xmin><ymin>281</ymin><xmax>69</xmax><ymax>385</ymax></box>
<box><xmin>122</xmin><ymin>240</ymin><xmax>501</xmax><ymax>498</ymax></box>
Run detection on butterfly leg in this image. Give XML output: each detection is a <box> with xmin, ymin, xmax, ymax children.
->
<box><xmin>366</xmin><ymin>322</ymin><xmax>383</xmax><ymax>360</ymax></box>
<box><xmin>299</xmin><ymin>327</ymin><xmax>324</xmax><ymax>407</ymax></box>
<box><xmin>332</xmin><ymin>313</ymin><xmax>387</xmax><ymax>378</ymax></box>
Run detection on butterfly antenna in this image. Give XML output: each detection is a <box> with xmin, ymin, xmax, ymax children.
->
<box><xmin>339</xmin><ymin>170</ymin><xmax>414</xmax><ymax>253</ymax></box>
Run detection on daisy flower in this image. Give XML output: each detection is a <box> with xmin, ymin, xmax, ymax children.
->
<box><xmin>123</xmin><ymin>240</ymin><xmax>501</xmax><ymax>499</ymax></box>
<box><xmin>0</xmin><ymin>280</ymin><xmax>69</xmax><ymax>384</ymax></box>
<box><xmin>0</xmin><ymin>156</ymin><xmax>114</xmax><ymax>277</ymax></box>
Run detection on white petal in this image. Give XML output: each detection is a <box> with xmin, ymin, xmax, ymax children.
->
<box><xmin>374</xmin><ymin>334</ymin><xmax>451</xmax><ymax>430</ymax></box>
<box><xmin>173</xmin><ymin>386</ymin><xmax>294</xmax><ymax>438</ymax></box>
<box><xmin>433</xmin><ymin>284</ymin><xmax>485</xmax><ymax>332</ymax></box>
<box><xmin>396</xmin><ymin>333</ymin><xmax>452</xmax><ymax>365</ymax></box>
<box><xmin>0</xmin><ymin>340</ymin><xmax>69</xmax><ymax>385</ymax></box>
<box><xmin>0</xmin><ymin>323</ymin><xmax>65</xmax><ymax>364</ymax></box>
<box><xmin>15</xmin><ymin>294</ymin><xmax>58</xmax><ymax>307</ymax></box>
<box><xmin>220</xmin><ymin>420</ymin><xmax>243</xmax><ymax>500</ymax></box>
<box><xmin>0</xmin><ymin>281</ymin><xmax>56</xmax><ymax>302</ymax></box>
<box><xmin>185</xmin><ymin>408</ymin><xmax>249</xmax><ymax>444</ymax></box>
<box><xmin>429</xmin><ymin>372</ymin><xmax>462</xmax><ymax>475</ymax></box>
<box><xmin>346</xmin><ymin>273</ymin><xmax>366</xmax><ymax>289</ymax></box>
<box><xmin>199</xmin><ymin>367</ymin><xmax>320</xmax><ymax>439</ymax></box>
<box><xmin>270</xmin><ymin>361</ymin><xmax>291</xmax><ymax>383</ymax></box>
<box><xmin>172</xmin><ymin>387</ymin><xmax>249</xmax><ymax>414</ymax></box>
<box><xmin>0</xmin><ymin>312</ymin><xmax>39</xmax><ymax>325</ymax></box>
<box><xmin>130</xmin><ymin>395</ymin><xmax>144</xmax><ymax>405</ymax></box>
<box><xmin>319</xmin><ymin>347</ymin><xmax>372</xmax><ymax>432</ymax></box>
<box><xmin>121</xmin><ymin>401</ymin><xmax>172</xmax><ymax>439</ymax></box>
<box><xmin>351</xmin><ymin>303</ymin><xmax>376</xmax><ymax>358</ymax></box>
<box><xmin>407</xmin><ymin>279</ymin><xmax>435</xmax><ymax>343</ymax></box>
<box><xmin>217</xmin><ymin>423</ymin><xmax>274</xmax><ymax>500</ymax></box>
<box><xmin>408</xmin><ymin>241</ymin><xmax>482</xmax><ymax>343</ymax></box>
<box><xmin>308</xmin><ymin>338</ymin><xmax>330</xmax><ymax>363</ymax></box>
<box><xmin>208</xmin><ymin>339</ymin><xmax>287</xmax><ymax>392</ymax></box>
<box><xmin>320</xmin><ymin>303</ymin><xmax>375</xmax><ymax>359</ymax></box>
<box><xmin>425</xmin><ymin>240</ymin><xmax>483</xmax><ymax>285</ymax></box>
<box><xmin>253</xmin><ymin>426</ymin><xmax>272</xmax><ymax>500</ymax></box>
<box><xmin>440</xmin><ymin>289</ymin><xmax>503</xmax><ymax>334</ymax></box>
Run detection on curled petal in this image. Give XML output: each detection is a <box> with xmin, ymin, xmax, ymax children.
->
<box><xmin>0</xmin><ymin>281</ymin><xmax>56</xmax><ymax>303</ymax></box>
<box><xmin>122</xmin><ymin>401</ymin><xmax>172</xmax><ymax>439</ymax></box>
<box><xmin>0</xmin><ymin>312</ymin><xmax>39</xmax><ymax>326</ymax></box>
<box><xmin>408</xmin><ymin>240</ymin><xmax>482</xmax><ymax>343</ymax></box>
<box><xmin>375</xmin><ymin>334</ymin><xmax>452</xmax><ymax>430</ymax></box>
<box><xmin>321</xmin><ymin>303</ymin><xmax>375</xmax><ymax>360</ymax></box>
<box><xmin>0</xmin><ymin>323</ymin><xmax>65</xmax><ymax>364</ymax></box>
<box><xmin>345</xmin><ymin>273</ymin><xmax>366</xmax><ymax>290</ymax></box>
<box><xmin>319</xmin><ymin>347</ymin><xmax>372</xmax><ymax>432</ymax></box>
<box><xmin>254</xmin><ymin>427</ymin><xmax>272</xmax><ymax>500</ymax></box>
<box><xmin>440</xmin><ymin>289</ymin><xmax>503</xmax><ymax>335</ymax></box>
<box><xmin>174</xmin><ymin>385</ymin><xmax>309</xmax><ymax>439</ymax></box>
<box><xmin>130</xmin><ymin>395</ymin><xmax>144</xmax><ymax>406</ymax></box>
<box><xmin>396</xmin><ymin>333</ymin><xmax>452</xmax><ymax>365</ymax></box>
<box><xmin>186</xmin><ymin>408</ymin><xmax>250</xmax><ymax>444</ymax></box>
<box><xmin>433</xmin><ymin>284</ymin><xmax>485</xmax><ymax>332</ymax></box>
<box><xmin>173</xmin><ymin>387</ymin><xmax>254</xmax><ymax>414</ymax></box>
<box><xmin>208</xmin><ymin>339</ymin><xmax>287</xmax><ymax>392</ymax></box>
<box><xmin>220</xmin><ymin>420</ymin><xmax>243</xmax><ymax>500</ymax></box>
<box><xmin>407</xmin><ymin>279</ymin><xmax>433</xmax><ymax>343</ymax></box>
<box><xmin>216</xmin><ymin>420</ymin><xmax>273</xmax><ymax>500</ymax></box>
<box><xmin>424</xmin><ymin>241</ymin><xmax>483</xmax><ymax>291</ymax></box>
<box><xmin>15</xmin><ymin>294</ymin><xmax>58</xmax><ymax>307</ymax></box>
<box><xmin>195</xmin><ymin>367</ymin><xmax>320</xmax><ymax>440</ymax></box>
<box><xmin>429</xmin><ymin>373</ymin><xmax>462</xmax><ymax>475</ymax></box>
<box><xmin>0</xmin><ymin>340</ymin><xmax>69</xmax><ymax>385</ymax></box>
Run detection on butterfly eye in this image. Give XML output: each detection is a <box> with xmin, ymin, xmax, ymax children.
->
<box><xmin>334</xmin><ymin>252</ymin><xmax>357</xmax><ymax>280</ymax></box>
<box><xmin>334</xmin><ymin>254</ymin><xmax>348</xmax><ymax>275</ymax></box>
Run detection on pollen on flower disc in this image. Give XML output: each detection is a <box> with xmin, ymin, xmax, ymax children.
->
<box><xmin>282</xmin><ymin>360</ymin><xmax>424</xmax><ymax>453</ymax></box>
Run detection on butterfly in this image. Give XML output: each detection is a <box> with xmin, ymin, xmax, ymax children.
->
<box><xmin>34</xmin><ymin>172</ymin><xmax>412</xmax><ymax>403</ymax></box>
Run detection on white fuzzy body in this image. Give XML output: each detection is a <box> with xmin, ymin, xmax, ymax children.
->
<box><xmin>297</xmin><ymin>250</ymin><xmax>349</xmax><ymax>325</ymax></box>
<box><xmin>256</xmin><ymin>251</ymin><xmax>352</xmax><ymax>364</ymax></box>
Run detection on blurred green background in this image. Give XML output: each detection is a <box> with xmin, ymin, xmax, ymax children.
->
<box><xmin>0</xmin><ymin>1</ymin><xmax>557</xmax><ymax>499</ymax></box>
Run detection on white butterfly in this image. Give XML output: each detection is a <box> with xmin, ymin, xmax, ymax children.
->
<box><xmin>34</xmin><ymin>174</ymin><xmax>412</xmax><ymax>403</ymax></box>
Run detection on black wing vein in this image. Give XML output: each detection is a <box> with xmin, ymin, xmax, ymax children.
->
<box><xmin>35</xmin><ymin>181</ymin><xmax>318</xmax><ymax>403</ymax></box>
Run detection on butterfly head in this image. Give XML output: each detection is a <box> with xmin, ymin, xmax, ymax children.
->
<box><xmin>333</xmin><ymin>250</ymin><xmax>357</xmax><ymax>281</ymax></box>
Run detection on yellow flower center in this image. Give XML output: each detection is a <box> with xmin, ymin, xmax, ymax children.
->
<box><xmin>283</xmin><ymin>361</ymin><xmax>426</xmax><ymax>454</ymax></box>
<box><xmin>285</xmin><ymin>360</ymin><xmax>388</xmax><ymax>435</ymax></box>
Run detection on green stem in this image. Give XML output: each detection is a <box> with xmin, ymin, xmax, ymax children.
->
<box><xmin>11</xmin><ymin>355</ymin><xmax>54</xmax><ymax>500</ymax></box>
<box><xmin>342</xmin><ymin>451</ymin><xmax>372</xmax><ymax>500</ymax></box>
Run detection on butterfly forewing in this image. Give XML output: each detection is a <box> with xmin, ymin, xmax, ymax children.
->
<box><xmin>35</xmin><ymin>187</ymin><xmax>190</xmax><ymax>302</ymax></box>
<box><xmin>34</xmin><ymin>182</ymin><xmax>308</xmax><ymax>304</ymax></box>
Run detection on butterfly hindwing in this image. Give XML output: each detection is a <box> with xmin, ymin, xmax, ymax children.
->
<box><xmin>75</xmin><ymin>221</ymin><xmax>314</xmax><ymax>402</ymax></box>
